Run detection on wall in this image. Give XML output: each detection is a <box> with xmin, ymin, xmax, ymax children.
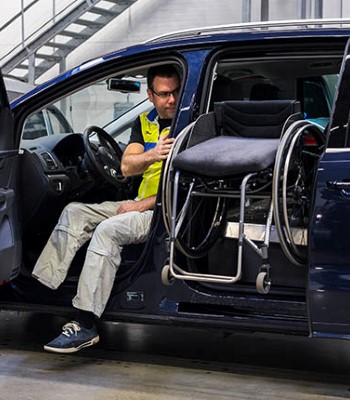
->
<box><xmin>42</xmin><ymin>0</ymin><xmax>346</xmax><ymax>83</ymax></box>
<box><xmin>0</xmin><ymin>0</ymin><xmax>348</xmax><ymax>83</ymax></box>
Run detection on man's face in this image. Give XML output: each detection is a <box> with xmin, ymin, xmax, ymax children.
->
<box><xmin>147</xmin><ymin>76</ymin><xmax>180</xmax><ymax>119</ymax></box>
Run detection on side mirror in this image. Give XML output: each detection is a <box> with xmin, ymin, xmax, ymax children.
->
<box><xmin>107</xmin><ymin>79</ymin><xmax>141</xmax><ymax>93</ymax></box>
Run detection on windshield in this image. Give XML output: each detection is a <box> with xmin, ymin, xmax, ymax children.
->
<box><xmin>21</xmin><ymin>75</ymin><xmax>151</xmax><ymax>145</ymax></box>
<box><xmin>55</xmin><ymin>77</ymin><xmax>148</xmax><ymax>133</ymax></box>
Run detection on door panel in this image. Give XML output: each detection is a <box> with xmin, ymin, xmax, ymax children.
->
<box><xmin>309</xmin><ymin>150</ymin><xmax>350</xmax><ymax>337</ymax></box>
<box><xmin>309</xmin><ymin>38</ymin><xmax>350</xmax><ymax>338</ymax></box>
<box><xmin>0</xmin><ymin>152</ymin><xmax>22</xmax><ymax>282</ymax></box>
<box><xmin>0</xmin><ymin>72</ymin><xmax>22</xmax><ymax>283</ymax></box>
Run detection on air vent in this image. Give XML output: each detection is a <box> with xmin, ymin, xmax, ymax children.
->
<box><xmin>40</xmin><ymin>151</ymin><xmax>58</xmax><ymax>170</ymax></box>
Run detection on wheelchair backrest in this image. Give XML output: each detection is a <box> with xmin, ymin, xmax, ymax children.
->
<box><xmin>214</xmin><ymin>100</ymin><xmax>301</xmax><ymax>138</ymax></box>
<box><xmin>186</xmin><ymin>112</ymin><xmax>217</xmax><ymax>148</ymax></box>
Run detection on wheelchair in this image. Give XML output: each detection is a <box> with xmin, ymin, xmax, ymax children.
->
<box><xmin>161</xmin><ymin>100</ymin><xmax>325</xmax><ymax>294</ymax></box>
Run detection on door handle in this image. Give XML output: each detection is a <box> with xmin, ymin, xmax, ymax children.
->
<box><xmin>326</xmin><ymin>180</ymin><xmax>350</xmax><ymax>190</ymax></box>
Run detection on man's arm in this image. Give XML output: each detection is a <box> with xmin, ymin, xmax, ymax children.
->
<box><xmin>116</xmin><ymin>195</ymin><xmax>156</xmax><ymax>214</ymax></box>
<box><xmin>121</xmin><ymin>132</ymin><xmax>175</xmax><ymax>177</ymax></box>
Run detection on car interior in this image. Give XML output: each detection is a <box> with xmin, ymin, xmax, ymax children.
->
<box><xmin>18</xmin><ymin>62</ymin><xmax>182</xmax><ymax>290</ymax></box>
<box><xmin>161</xmin><ymin>51</ymin><xmax>340</xmax><ymax>302</ymax></box>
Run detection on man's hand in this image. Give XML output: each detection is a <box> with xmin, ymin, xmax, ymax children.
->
<box><xmin>116</xmin><ymin>196</ymin><xmax>156</xmax><ymax>214</ymax></box>
<box><xmin>121</xmin><ymin>132</ymin><xmax>175</xmax><ymax>177</ymax></box>
<box><xmin>152</xmin><ymin>132</ymin><xmax>175</xmax><ymax>162</ymax></box>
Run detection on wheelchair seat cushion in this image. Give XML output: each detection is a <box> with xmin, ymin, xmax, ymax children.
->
<box><xmin>172</xmin><ymin>136</ymin><xmax>279</xmax><ymax>177</ymax></box>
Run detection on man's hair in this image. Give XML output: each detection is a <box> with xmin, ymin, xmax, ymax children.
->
<box><xmin>147</xmin><ymin>65</ymin><xmax>180</xmax><ymax>90</ymax></box>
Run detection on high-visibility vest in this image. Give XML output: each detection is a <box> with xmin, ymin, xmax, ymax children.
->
<box><xmin>138</xmin><ymin>109</ymin><xmax>170</xmax><ymax>200</ymax></box>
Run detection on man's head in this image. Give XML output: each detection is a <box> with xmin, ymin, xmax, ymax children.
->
<box><xmin>147</xmin><ymin>65</ymin><xmax>180</xmax><ymax>119</ymax></box>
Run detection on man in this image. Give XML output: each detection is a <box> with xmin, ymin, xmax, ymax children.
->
<box><xmin>32</xmin><ymin>64</ymin><xmax>180</xmax><ymax>353</ymax></box>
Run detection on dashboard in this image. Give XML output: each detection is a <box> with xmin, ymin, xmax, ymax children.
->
<box><xmin>20</xmin><ymin>133</ymin><xmax>97</xmax><ymax>227</ymax></box>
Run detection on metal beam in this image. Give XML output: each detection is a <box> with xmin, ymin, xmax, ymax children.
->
<box><xmin>27</xmin><ymin>54</ymin><xmax>35</xmax><ymax>85</ymax></box>
<box><xmin>242</xmin><ymin>0</ymin><xmax>251</xmax><ymax>23</ymax></box>
<box><xmin>261</xmin><ymin>0</ymin><xmax>269</xmax><ymax>21</ymax></box>
<box><xmin>314</xmin><ymin>0</ymin><xmax>323</xmax><ymax>19</ymax></box>
<box><xmin>298</xmin><ymin>0</ymin><xmax>312</xmax><ymax>19</ymax></box>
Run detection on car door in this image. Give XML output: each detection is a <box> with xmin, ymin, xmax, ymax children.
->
<box><xmin>0</xmin><ymin>71</ymin><xmax>22</xmax><ymax>283</ymax></box>
<box><xmin>309</xmin><ymin>39</ymin><xmax>350</xmax><ymax>339</ymax></box>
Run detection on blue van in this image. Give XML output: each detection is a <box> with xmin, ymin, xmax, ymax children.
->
<box><xmin>1</xmin><ymin>19</ymin><xmax>350</xmax><ymax>340</ymax></box>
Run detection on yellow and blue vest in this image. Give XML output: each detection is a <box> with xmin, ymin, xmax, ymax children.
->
<box><xmin>138</xmin><ymin>109</ymin><xmax>170</xmax><ymax>200</ymax></box>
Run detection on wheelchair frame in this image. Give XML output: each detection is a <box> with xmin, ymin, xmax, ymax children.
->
<box><xmin>161</xmin><ymin>104</ymin><xmax>325</xmax><ymax>294</ymax></box>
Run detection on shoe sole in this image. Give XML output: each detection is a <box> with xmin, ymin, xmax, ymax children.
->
<box><xmin>43</xmin><ymin>335</ymin><xmax>100</xmax><ymax>354</ymax></box>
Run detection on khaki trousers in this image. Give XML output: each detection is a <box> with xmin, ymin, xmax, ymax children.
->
<box><xmin>32</xmin><ymin>200</ymin><xmax>153</xmax><ymax>317</ymax></box>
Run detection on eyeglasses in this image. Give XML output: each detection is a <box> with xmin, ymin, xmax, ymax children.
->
<box><xmin>150</xmin><ymin>87</ymin><xmax>180</xmax><ymax>99</ymax></box>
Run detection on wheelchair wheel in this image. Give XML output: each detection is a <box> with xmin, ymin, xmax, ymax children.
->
<box><xmin>162</xmin><ymin>123</ymin><xmax>193</xmax><ymax>234</ymax></box>
<box><xmin>162</xmin><ymin>124</ymin><xmax>226</xmax><ymax>259</ymax></box>
<box><xmin>273</xmin><ymin>120</ymin><xmax>325</xmax><ymax>266</ymax></box>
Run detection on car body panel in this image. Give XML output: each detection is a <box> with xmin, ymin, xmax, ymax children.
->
<box><xmin>309</xmin><ymin>149</ymin><xmax>350</xmax><ymax>338</ymax></box>
<box><xmin>308</xmin><ymin>40</ymin><xmax>350</xmax><ymax>338</ymax></box>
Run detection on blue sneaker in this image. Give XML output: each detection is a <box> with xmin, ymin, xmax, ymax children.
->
<box><xmin>44</xmin><ymin>321</ymin><xmax>99</xmax><ymax>353</ymax></box>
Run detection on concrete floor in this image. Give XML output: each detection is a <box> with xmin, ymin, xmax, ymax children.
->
<box><xmin>0</xmin><ymin>311</ymin><xmax>350</xmax><ymax>400</ymax></box>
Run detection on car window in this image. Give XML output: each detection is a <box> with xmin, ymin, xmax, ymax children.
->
<box><xmin>23</xmin><ymin>111</ymin><xmax>48</xmax><ymax>139</ymax></box>
<box><xmin>205</xmin><ymin>56</ymin><xmax>339</xmax><ymax>135</ymax></box>
<box><xmin>45</xmin><ymin>106</ymin><xmax>73</xmax><ymax>134</ymax></box>
<box><xmin>104</xmin><ymin>98</ymin><xmax>153</xmax><ymax>147</ymax></box>
<box><xmin>52</xmin><ymin>77</ymin><xmax>148</xmax><ymax>134</ymax></box>
<box><xmin>20</xmin><ymin>64</ymin><xmax>181</xmax><ymax>145</ymax></box>
<box><xmin>22</xmin><ymin>106</ymin><xmax>74</xmax><ymax>140</ymax></box>
<box><xmin>300</xmin><ymin>75</ymin><xmax>336</xmax><ymax>119</ymax></box>
<box><xmin>303</xmin><ymin>80</ymin><xmax>329</xmax><ymax>118</ymax></box>
<box><xmin>20</xmin><ymin>76</ymin><xmax>149</xmax><ymax>142</ymax></box>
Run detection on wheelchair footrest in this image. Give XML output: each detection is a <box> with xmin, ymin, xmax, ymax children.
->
<box><xmin>225</xmin><ymin>222</ymin><xmax>308</xmax><ymax>246</ymax></box>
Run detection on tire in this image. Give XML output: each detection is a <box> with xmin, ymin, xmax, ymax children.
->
<box><xmin>256</xmin><ymin>271</ymin><xmax>271</xmax><ymax>294</ymax></box>
<box><xmin>273</xmin><ymin>120</ymin><xmax>325</xmax><ymax>266</ymax></box>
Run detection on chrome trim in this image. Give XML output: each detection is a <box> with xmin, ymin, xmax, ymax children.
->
<box><xmin>326</xmin><ymin>148</ymin><xmax>350</xmax><ymax>153</ymax></box>
<box><xmin>147</xmin><ymin>18</ymin><xmax>350</xmax><ymax>43</ymax></box>
<box><xmin>225</xmin><ymin>222</ymin><xmax>307</xmax><ymax>246</ymax></box>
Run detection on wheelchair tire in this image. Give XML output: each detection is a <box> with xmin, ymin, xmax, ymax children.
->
<box><xmin>162</xmin><ymin>123</ymin><xmax>226</xmax><ymax>259</ymax></box>
<box><xmin>273</xmin><ymin>120</ymin><xmax>325</xmax><ymax>266</ymax></box>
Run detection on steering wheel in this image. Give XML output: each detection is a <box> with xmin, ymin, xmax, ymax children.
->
<box><xmin>83</xmin><ymin>125</ymin><xmax>126</xmax><ymax>186</ymax></box>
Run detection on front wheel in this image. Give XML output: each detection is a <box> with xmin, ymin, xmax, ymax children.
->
<box><xmin>256</xmin><ymin>271</ymin><xmax>271</xmax><ymax>294</ymax></box>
